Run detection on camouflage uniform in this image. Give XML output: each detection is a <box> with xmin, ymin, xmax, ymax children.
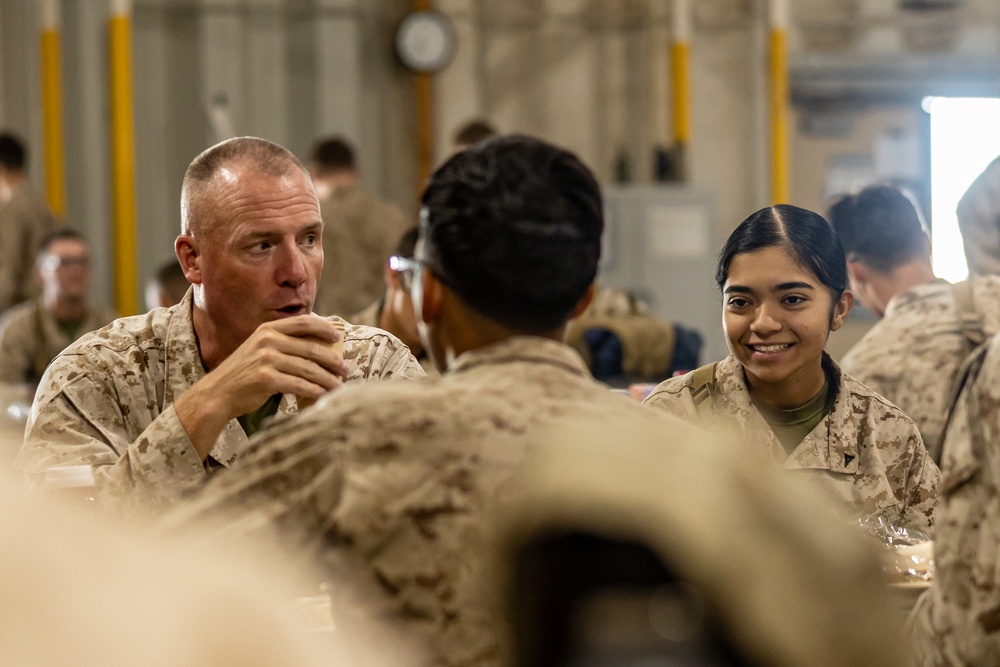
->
<box><xmin>840</xmin><ymin>277</ymin><xmax>1000</xmax><ymax>463</ymax></box>
<box><xmin>643</xmin><ymin>353</ymin><xmax>940</xmax><ymax>535</ymax></box>
<box><xmin>163</xmin><ymin>337</ymin><xmax>706</xmax><ymax>667</ymax></box>
<box><xmin>313</xmin><ymin>186</ymin><xmax>410</xmax><ymax>317</ymax></box>
<box><xmin>350</xmin><ymin>298</ymin><xmax>437</xmax><ymax>375</ymax></box>
<box><xmin>909</xmin><ymin>334</ymin><xmax>1000</xmax><ymax>665</ymax></box>
<box><xmin>13</xmin><ymin>289</ymin><xmax>423</xmax><ymax>514</ymax></box>
<box><xmin>0</xmin><ymin>298</ymin><xmax>117</xmax><ymax>386</ymax></box>
<box><xmin>0</xmin><ymin>182</ymin><xmax>56</xmax><ymax>312</ymax></box>
<box><xmin>957</xmin><ymin>155</ymin><xmax>1000</xmax><ymax>276</ymax></box>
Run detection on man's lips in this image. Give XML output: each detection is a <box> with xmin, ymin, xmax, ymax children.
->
<box><xmin>273</xmin><ymin>304</ymin><xmax>308</xmax><ymax>316</ymax></box>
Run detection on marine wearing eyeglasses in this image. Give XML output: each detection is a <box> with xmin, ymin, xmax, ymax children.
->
<box><xmin>348</xmin><ymin>227</ymin><xmax>434</xmax><ymax>373</ymax></box>
<box><xmin>0</xmin><ymin>228</ymin><xmax>116</xmax><ymax>387</ymax></box>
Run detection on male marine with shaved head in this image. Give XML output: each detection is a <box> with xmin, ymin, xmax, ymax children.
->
<box><xmin>15</xmin><ymin>137</ymin><xmax>423</xmax><ymax>516</ymax></box>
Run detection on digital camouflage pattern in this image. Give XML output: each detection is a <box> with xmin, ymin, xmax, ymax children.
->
<box><xmin>0</xmin><ymin>298</ymin><xmax>117</xmax><ymax>386</ymax></box>
<box><xmin>840</xmin><ymin>276</ymin><xmax>1000</xmax><ymax>463</ymax></box>
<box><xmin>909</xmin><ymin>334</ymin><xmax>1000</xmax><ymax>665</ymax></box>
<box><xmin>0</xmin><ymin>182</ymin><xmax>56</xmax><ymax>312</ymax></box>
<box><xmin>163</xmin><ymin>337</ymin><xmax>701</xmax><ymax>667</ymax></box>
<box><xmin>14</xmin><ymin>289</ymin><xmax>424</xmax><ymax>515</ymax></box>
<box><xmin>957</xmin><ymin>155</ymin><xmax>1000</xmax><ymax>276</ymax></box>
<box><xmin>643</xmin><ymin>354</ymin><xmax>940</xmax><ymax>535</ymax></box>
<box><xmin>313</xmin><ymin>185</ymin><xmax>410</xmax><ymax>317</ymax></box>
<box><xmin>350</xmin><ymin>299</ymin><xmax>437</xmax><ymax>376</ymax></box>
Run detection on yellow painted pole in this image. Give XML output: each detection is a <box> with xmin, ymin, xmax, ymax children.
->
<box><xmin>40</xmin><ymin>0</ymin><xmax>66</xmax><ymax>218</ymax></box>
<box><xmin>109</xmin><ymin>0</ymin><xmax>139</xmax><ymax>315</ymax></box>
<box><xmin>769</xmin><ymin>0</ymin><xmax>790</xmax><ymax>204</ymax></box>
<box><xmin>670</xmin><ymin>0</ymin><xmax>692</xmax><ymax>180</ymax></box>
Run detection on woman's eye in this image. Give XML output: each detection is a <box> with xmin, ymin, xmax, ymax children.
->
<box><xmin>727</xmin><ymin>298</ymin><xmax>750</xmax><ymax>308</ymax></box>
<box><xmin>784</xmin><ymin>295</ymin><xmax>806</xmax><ymax>305</ymax></box>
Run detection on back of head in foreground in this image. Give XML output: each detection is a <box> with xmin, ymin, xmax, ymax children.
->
<box><xmin>492</xmin><ymin>417</ymin><xmax>909</xmax><ymax>667</ymax></box>
<box><xmin>416</xmin><ymin>133</ymin><xmax>602</xmax><ymax>368</ymax></box>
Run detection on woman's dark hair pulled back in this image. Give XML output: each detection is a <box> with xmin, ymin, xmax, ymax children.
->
<box><xmin>715</xmin><ymin>204</ymin><xmax>848</xmax><ymax>297</ymax></box>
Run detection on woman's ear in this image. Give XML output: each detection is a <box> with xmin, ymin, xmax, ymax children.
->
<box><xmin>830</xmin><ymin>290</ymin><xmax>855</xmax><ymax>332</ymax></box>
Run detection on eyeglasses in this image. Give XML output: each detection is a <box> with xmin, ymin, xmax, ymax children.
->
<box><xmin>42</xmin><ymin>255</ymin><xmax>91</xmax><ymax>271</ymax></box>
<box><xmin>388</xmin><ymin>255</ymin><xmax>420</xmax><ymax>293</ymax></box>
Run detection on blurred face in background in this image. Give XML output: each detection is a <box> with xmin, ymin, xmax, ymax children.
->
<box><xmin>383</xmin><ymin>256</ymin><xmax>422</xmax><ymax>355</ymax></box>
<box><xmin>38</xmin><ymin>238</ymin><xmax>91</xmax><ymax>302</ymax></box>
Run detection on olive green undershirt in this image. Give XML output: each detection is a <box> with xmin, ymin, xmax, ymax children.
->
<box><xmin>751</xmin><ymin>370</ymin><xmax>836</xmax><ymax>456</ymax></box>
<box><xmin>237</xmin><ymin>393</ymin><xmax>282</xmax><ymax>437</ymax></box>
<box><xmin>56</xmin><ymin>317</ymin><xmax>83</xmax><ymax>341</ymax></box>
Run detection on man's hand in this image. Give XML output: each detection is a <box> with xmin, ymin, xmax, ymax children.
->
<box><xmin>174</xmin><ymin>315</ymin><xmax>347</xmax><ymax>460</ymax></box>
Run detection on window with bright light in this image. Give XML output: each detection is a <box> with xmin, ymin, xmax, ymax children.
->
<box><xmin>927</xmin><ymin>97</ymin><xmax>1000</xmax><ymax>282</ymax></box>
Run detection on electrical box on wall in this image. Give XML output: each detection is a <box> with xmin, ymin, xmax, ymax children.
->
<box><xmin>600</xmin><ymin>186</ymin><xmax>727</xmax><ymax>364</ymax></box>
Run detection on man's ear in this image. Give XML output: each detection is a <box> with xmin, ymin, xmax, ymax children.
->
<box><xmin>175</xmin><ymin>236</ymin><xmax>202</xmax><ymax>285</ymax></box>
<box><xmin>568</xmin><ymin>283</ymin><xmax>597</xmax><ymax>319</ymax></box>
<box><xmin>417</xmin><ymin>269</ymin><xmax>443</xmax><ymax>325</ymax></box>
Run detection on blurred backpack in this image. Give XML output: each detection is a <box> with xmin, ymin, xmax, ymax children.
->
<box><xmin>566</xmin><ymin>287</ymin><xmax>702</xmax><ymax>385</ymax></box>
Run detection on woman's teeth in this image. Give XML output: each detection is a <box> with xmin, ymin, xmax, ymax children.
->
<box><xmin>752</xmin><ymin>344</ymin><xmax>790</xmax><ymax>353</ymax></box>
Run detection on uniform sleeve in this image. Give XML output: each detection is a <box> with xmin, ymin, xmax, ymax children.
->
<box><xmin>0</xmin><ymin>309</ymin><xmax>34</xmax><ymax>385</ymax></box>
<box><xmin>898</xmin><ymin>425</ymin><xmax>941</xmax><ymax>537</ymax></box>
<box><xmin>907</xmin><ymin>341</ymin><xmax>1000</xmax><ymax>665</ymax></box>
<box><xmin>342</xmin><ymin>327</ymin><xmax>426</xmax><ymax>382</ymax></box>
<box><xmin>15</xmin><ymin>352</ymin><xmax>207</xmax><ymax>513</ymax></box>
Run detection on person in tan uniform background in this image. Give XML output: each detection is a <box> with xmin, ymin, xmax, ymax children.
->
<box><xmin>309</xmin><ymin>136</ymin><xmax>410</xmax><ymax>316</ymax></box>
<box><xmin>15</xmin><ymin>137</ymin><xmax>423</xmax><ymax>516</ymax></box>
<box><xmin>349</xmin><ymin>226</ymin><xmax>433</xmax><ymax>373</ymax></box>
<box><xmin>0</xmin><ymin>228</ymin><xmax>116</xmax><ymax>388</ymax></box>
<box><xmin>644</xmin><ymin>204</ymin><xmax>939</xmax><ymax>535</ymax></box>
<box><xmin>451</xmin><ymin>118</ymin><xmax>498</xmax><ymax>153</ymax></box>
<box><xmin>908</xmin><ymin>333</ymin><xmax>1000</xmax><ymax>665</ymax></box>
<box><xmin>828</xmin><ymin>185</ymin><xmax>1000</xmax><ymax>463</ymax></box>
<box><xmin>957</xmin><ymin>155</ymin><xmax>1000</xmax><ymax>276</ymax></box>
<box><xmin>145</xmin><ymin>258</ymin><xmax>190</xmax><ymax>311</ymax></box>
<box><xmin>0</xmin><ymin>133</ymin><xmax>56</xmax><ymax>313</ymax></box>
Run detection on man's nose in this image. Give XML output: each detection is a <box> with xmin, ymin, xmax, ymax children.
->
<box><xmin>276</xmin><ymin>243</ymin><xmax>308</xmax><ymax>287</ymax></box>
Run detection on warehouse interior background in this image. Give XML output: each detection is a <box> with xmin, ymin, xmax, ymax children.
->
<box><xmin>0</xmin><ymin>0</ymin><xmax>998</xmax><ymax>361</ymax></box>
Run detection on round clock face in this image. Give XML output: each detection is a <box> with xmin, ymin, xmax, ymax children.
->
<box><xmin>395</xmin><ymin>11</ymin><xmax>456</xmax><ymax>73</ymax></box>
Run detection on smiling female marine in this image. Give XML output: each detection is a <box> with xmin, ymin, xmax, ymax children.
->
<box><xmin>644</xmin><ymin>204</ymin><xmax>940</xmax><ymax>535</ymax></box>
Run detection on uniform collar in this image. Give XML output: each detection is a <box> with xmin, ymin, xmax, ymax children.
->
<box><xmin>883</xmin><ymin>279</ymin><xmax>952</xmax><ymax>318</ymax></box>
<box><xmin>713</xmin><ymin>353</ymin><xmax>860</xmax><ymax>474</ymax></box>
<box><xmin>448</xmin><ymin>336</ymin><xmax>591</xmax><ymax>378</ymax></box>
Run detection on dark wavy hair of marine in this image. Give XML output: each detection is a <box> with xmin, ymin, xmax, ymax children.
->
<box><xmin>420</xmin><ymin>134</ymin><xmax>603</xmax><ymax>333</ymax></box>
<box><xmin>715</xmin><ymin>204</ymin><xmax>848</xmax><ymax>298</ymax></box>
<box><xmin>826</xmin><ymin>185</ymin><xmax>928</xmax><ymax>273</ymax></box>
